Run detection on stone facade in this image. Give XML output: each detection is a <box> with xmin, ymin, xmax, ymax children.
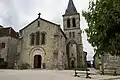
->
<box><xmin>62</xmin><ymin>0</ymin><xmax>85</xmax><ymax>68</ymax></box>
<box><xmin>0</xmin><ymin>27</ymin><xmax>18</xmax><ymax>68</ymax></box>
<box><xmin>63</xmin><ymin>14</ymin><xmax>85</xmax><ymax>68</ymax></box>
<box><xmin>0</xmin><ymin>0</ymin><xmax>85</xmax><ymax>70</ymax></box>
<box><xmin>17</xmin><ymin>17</ymin><xmax>68</xmax><ymax>69</ymax></box>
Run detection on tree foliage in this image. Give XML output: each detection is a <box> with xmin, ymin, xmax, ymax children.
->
<box><xmin>82</xmin><ymin>0</ymin><xmax>120</xmax><ymax>55</ymax></box>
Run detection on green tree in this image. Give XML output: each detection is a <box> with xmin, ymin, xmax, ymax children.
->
<box><xmin>82</xmin><ymin>0</ymin><xmax>120</xmax><ymax>55</ymax></box>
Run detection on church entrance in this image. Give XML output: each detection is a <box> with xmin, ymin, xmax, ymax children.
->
<box><xmin>66</xmin><ymin>40</ymin><xmax>77</xmax><ymax>69</ymax></box>
<box><xmin>71</xmin><ymin>60</ymin><xmax>75</xmax><ymax>68</ymax></box>
<box><xmin>34</xmin><ymin>55</ymin><xmax>42</xmax><ymax>68</ymax></box>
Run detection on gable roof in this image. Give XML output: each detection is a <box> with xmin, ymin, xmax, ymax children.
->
<box><xmin>20</xmin><ymin>17</ymin><xmax>60</xmax><ymax>32</ymax></box>
<box><xmin>20</xmin><ymin>16</ymin><xmax>67</xmax><ymax>40</ymax></box>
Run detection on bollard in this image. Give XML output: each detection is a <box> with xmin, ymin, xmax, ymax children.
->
<box><xmin>74</xmin><ymin>69</ymin><xmax>79</xmax><ymax>77</ymax></box>
<box><xmin>86</xmin><ymin>69</ymin><xmax>91</xmax><ymax>79</ymax></box>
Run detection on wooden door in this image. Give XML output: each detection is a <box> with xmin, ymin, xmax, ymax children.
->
<box><xmin>34</xmin><ymin>55</ymin><xmax>38</xmax><ymax>68</ymax></box>
<box><xmin>34</xmin><ymin>55</ymin><xmax>42</xmax><ymax>68</ymax></box>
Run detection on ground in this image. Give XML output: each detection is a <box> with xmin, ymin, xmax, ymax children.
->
<box><xmin>0</xmin><ymin>68</ymin><xmax>120</xmax><ymax>80</ymax></box>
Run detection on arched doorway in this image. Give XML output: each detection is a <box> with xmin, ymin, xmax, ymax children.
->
<box><xmin>66</xmin><ymin>40</ymin><xmax>77</xmax><ymax>69</ymax></box>
<box><xmin>29</xmin><ymin>47</ymin><xmax>46</xmax><ymax>69</ymax></box>
<box><xmin>71</xmin><ymin>60</ymin><xmax>75</xmax><ymax>68</ymax></box>
<box><xmin>34</xmin><ymin>55</ymin><xmax>42</xmax><ymax>68</ymax></box>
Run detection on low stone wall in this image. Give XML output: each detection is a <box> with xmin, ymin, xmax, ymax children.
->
<box><xmin>104</xmin><ymin>68</ymin><xmax>120</xmax><ymax>75</ymax></box>
<box><xmin>103</xmin><ymin>54</ymin><xmax>120</xmax><ymax>75</ymax></box>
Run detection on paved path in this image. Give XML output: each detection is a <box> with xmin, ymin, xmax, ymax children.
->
<box><xmin>0</xmin><ymin>69</ymin><xmax>120</xmax><ymax>80</ymax></box>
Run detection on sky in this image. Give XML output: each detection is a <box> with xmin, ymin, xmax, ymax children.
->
<box><xmin>0</xmin><ymin>0</ymin><xmax>94</xmax><ymax>61</ymax></box>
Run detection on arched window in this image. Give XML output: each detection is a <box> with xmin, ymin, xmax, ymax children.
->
<box><xmin>72</xmin><ymin>32</ymin><xmax>75</xmax><ymax>38</ymax></box>
<box><xmin>69</xmin><ymin>32</ymin><xmax>71</xmax><ymax>38</ymax></box>
<box><xmin>67</xmin><ymin>19</ymin><xmax>70</xmax><ymax>28</ymax></box>
<box><xmin>30</xmin><ymin>33</ymin><xmax>34</xmax><ymax>45</ymax></box>
<box><xmin>37</xmin><ymin>21</ymin><xmax>40</xmax><ymax>27</ymax></box>
<box><xmin>41</xmin><ymin>33</ymin><xmax>46</xmax><ymax>45</ymax></box>
<box><xmin>36</xmin><ymin>32</ymin><xmax>40</xmax><ymax>45</ymax></box>
<box><xmin>0</xmin><ymin>43</ymin><xmax>5</xmax><ymax>48</ymax></box>
<box><xmin>72</xmin><ymin>18</ymin><xmax>76</xmax><ymax>27</ymax></box>
<box><xmin>2</xmin><ymin>43</ymin><xmax>5</xmax><ymax>48</ymax></box>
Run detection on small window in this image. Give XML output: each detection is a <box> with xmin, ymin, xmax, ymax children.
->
<box><xmin>69</xmin><ymin>32</ymin><xmax>71</xmax><ymax>38</ymax></box>
<box><xmin>37</xmin><ymin>21</ymin><xmax>40</xmax><ymax>27</ymax></box>
<box><xmin>67</xmin><ymin>19</ymin><xmax>70</xmax><ymax>28</ymax></box>
<box><xmin>0</xmin><ymin>43</ymin><xmax>5</xmax><ymax>48</ymax></box>
<box><xmin>72</xmin><ymin>53</ymin><xmax>74</xmax><ymax>56</ymax></box>
<box><xmin>73</xmin><ymin>32</ymin><xmax>75</xmax><ymax>38</ymax></box>
<box><xmin>36</xmin><ymin>32</ymin><xmax>40</xmax><ymax>45</ymax></box>
<box><xmin>0</xmin><ymin>58</ymin><xmax>4</xmax><ymax>62</ymax></box>
<box><xmin>72</xmin><ymin>18</ymin><xmax>76</xmax><ymax>27</ymax></box>
<box><xmin>30</xmin><ymin>33</ymin><xmax>35</xmax><ymax>45</ymax></box>
<box><xmin>41</xmin><ymin>33</ymin><xmax>45</xmax><ymax>45</ymax></box>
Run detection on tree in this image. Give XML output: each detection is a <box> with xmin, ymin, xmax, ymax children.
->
<box><xmin>82</xmin><ymin>0</ymin><xmax>120</xmax><ymax>55</ymax></box>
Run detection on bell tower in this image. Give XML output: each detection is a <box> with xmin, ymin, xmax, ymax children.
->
<box><xmin>63</xmin><ymin>0</ymin><xmax>85</xmax><ymax>68</ymax></box>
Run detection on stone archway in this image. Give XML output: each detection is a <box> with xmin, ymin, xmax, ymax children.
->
<box><xmin>29</xmin><ymin>47</ymin><xmax>46</xmax><ymax>69</ymax></box>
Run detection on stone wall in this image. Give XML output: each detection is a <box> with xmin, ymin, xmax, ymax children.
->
<box><xmin>7</xmin><ymin>37</ymin><xmax>18</xmax><ymax>68</ymax></box>
<box><xmin>103</xmin><ymin>54</ymin><xmax>120</xmax><ymax>74</ymax></box>
<box><xmin>0</xmin><ymin>36</ymin><xmax>18</xmax><ymax>68</ymax></box>
<box><xmin>93</xmin><ymin>54</ymin><xmax>101</xmax><ymax>69</ymax></box>
<box><xmin>0</xmin><ymin>37</ymin><xmax>9</xmax><ymax>62</ymax></box>
<box><xmin>52</xmin><ymin>27</ymin><xmax>68</xmax><ymax>69</ymax></box>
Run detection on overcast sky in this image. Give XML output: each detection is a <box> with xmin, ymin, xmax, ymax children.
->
<box><xmin>0</xmin><ymin>0</ymin><xmax>94</xmax><ymax>61</ymax></box>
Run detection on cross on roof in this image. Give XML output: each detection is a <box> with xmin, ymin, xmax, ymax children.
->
<box><xmin>38</xmin><ymin>13</ymin><xmax>41</xmax><ymax>18</ymax></box>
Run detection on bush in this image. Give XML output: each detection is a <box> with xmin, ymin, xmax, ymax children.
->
<box><xmin>19</xmin><ymin>63</ymin><xmax>30</xmax><ymax>70</ymax></box>
<box><xmin>0</xmin><ymin>61</ymin><xmax>7</xmax><ymax>69</ymax></box>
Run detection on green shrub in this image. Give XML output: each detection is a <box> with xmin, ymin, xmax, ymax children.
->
<box><xmin>0</xmin><ymin>61</ymin><xmax>7</xmax><ymax>69</ymax></box>
<box><xmin>19</xmin><ymin>63</ymin><xmax>30</xmax><ymax>70</ymax></box>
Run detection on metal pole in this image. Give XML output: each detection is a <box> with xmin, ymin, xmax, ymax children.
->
<box><xmin>86</xmin><ymin>55</ymin><xmax>91</xmax><ymax>78</ymax></box>
<box><xmin>101</xmin><ymin>54</ymin><xmax>104</xmax><ymax>75</ymax></box>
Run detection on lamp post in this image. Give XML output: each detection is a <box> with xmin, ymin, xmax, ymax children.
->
<box><xmin>101</xmin><ymin>54</ymin><xmax>104</xmax><ymax>75</ymax></box>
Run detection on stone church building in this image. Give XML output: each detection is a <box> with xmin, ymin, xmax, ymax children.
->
<box><xmin>0</xmin><ymin>0</ymin><xmax>86</xmax><ymax>69</ymax></box>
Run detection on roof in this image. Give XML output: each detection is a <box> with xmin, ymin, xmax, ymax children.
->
<box><xmin>65</xmin><ymin>0</ymin><xmax>78</xmax><ymax>14</ymax></box>
<box><xmin>20</xmin><ymin>17</ymin><xmax>60</xmax><ymax>32</ymax></box>
<box><xmin>0</xmin><ymin>25</ymin><xmax>3</xmax><ymax>28</ymax></box>
<box><xmin>59</xmin><ymin>28</ymin><xmax>67</xmax><ymax>39</ymax></box>
<box><xmin>0</xmin><ymin>27</ymin><xmax>19</xmax><ymax>39</ymax></box>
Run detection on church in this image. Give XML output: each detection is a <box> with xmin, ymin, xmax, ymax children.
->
<box><xmin>0</xmin><ymin>0</ymin><xmax>86</xmax><ymax>69</ymax></box>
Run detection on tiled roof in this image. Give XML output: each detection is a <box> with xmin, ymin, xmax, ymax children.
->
<box><xmin>0</xmin><ymin>27</ymin><xmax>19</xmax><ymax>39</ymax></box>
<box><xmin>0</xmin><ymin>25</ymin><xmax>3</xmax><ymax>28</ymax></box>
